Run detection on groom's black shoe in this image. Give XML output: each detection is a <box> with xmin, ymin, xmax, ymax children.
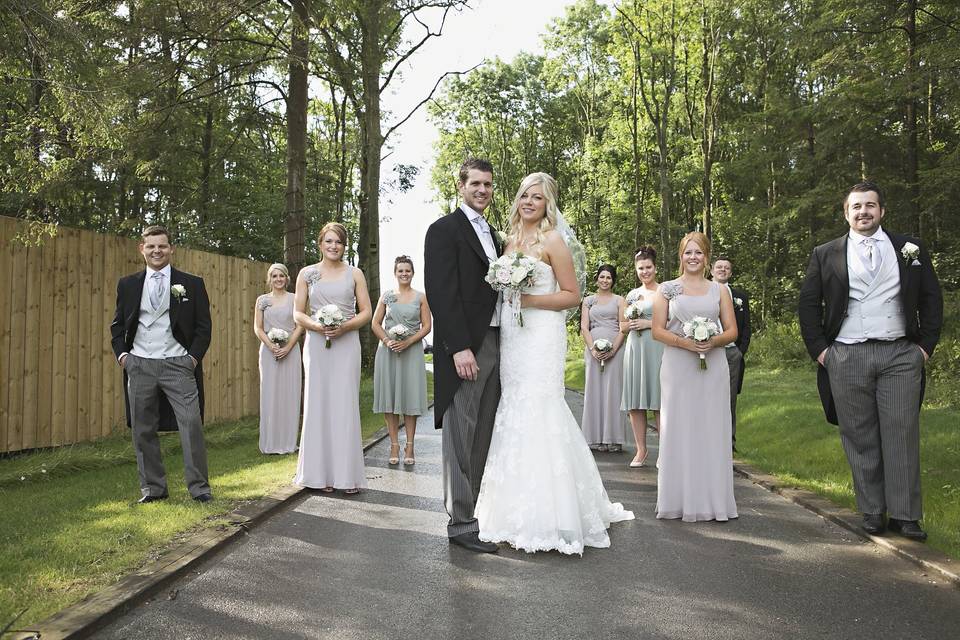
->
<box><xmin>888</xmin><ymin>519</ymin><xmax>927</xmax><ymax>542</ymax></box>
<box><xmin>137</xmin><ymin>493</ymin><xmax>169</xmax><ymax>504</ymax></box>
<box><xmin>861</xmin><ymin>513</ymin><xmax>885</xmax><ymax>535</ymax></box>
<box><xmin>450</xmin><ymin>532</ymin><xmax>498</xmax><ymax>553</ymax></box>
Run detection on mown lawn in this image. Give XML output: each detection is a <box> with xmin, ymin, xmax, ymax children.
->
<box><xmin>0</xmin><ymin>372</ymin><xmax>432</xmax><ymax>630</ymax></box>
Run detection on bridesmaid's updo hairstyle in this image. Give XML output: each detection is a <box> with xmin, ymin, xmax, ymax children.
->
<box><xmin>318</xmin><ymin>221</ymin><xmax>348</xmax><ymax>247</ymax></box>
<box><xmin>595</xmin><ymin>264</ymin><xmax>617</xmax><ymax>286</ymax></box>
<box><xmin>677</xmin><ymin>231</ymin><xmax>711</xmax><ymax>276</ymax></box>
<box><xmin>634</xmin><ymin>246</ymin><xmax>657</xmax><ymax>265</ymax></box>
<box><xmin>394</xmin><ymin>255</ymin><xmax>414</xmax><ymax>273</ymax></box>
<box><xmin>265</xmin><ymin>263</ymin><xmax>290</xmax><ymax>287</ymax></box>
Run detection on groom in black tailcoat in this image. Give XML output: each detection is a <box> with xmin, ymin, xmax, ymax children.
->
<box><xmin>424</xmin><ymin>158</ymin><xmax>502</xmax><ymax>553</ymax></box>
<box><xmin>111</xmin><ymin>225</ymin><xmax>213</xmax><ymax>503</ymax></box>
<box><xmin>798</xmin><ymin>181</ymin><xmax>942</xmax><ymax>541</ymax></box>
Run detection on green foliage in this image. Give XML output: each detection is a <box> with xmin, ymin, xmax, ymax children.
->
<box><xmin>747</xmin><ymin>319</ymin><xmax>813</xmax><ymax>370</ymax></box>
<box><xmin>429</xmin><ymin>0</ymin><xmax>960</xmax><ymax>321</ymax></box>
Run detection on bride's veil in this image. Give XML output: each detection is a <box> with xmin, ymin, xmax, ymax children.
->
<box><xmin>555</xmin><ymin>211</ymin><xmax>587</xmax><ymax>298</ymax></box>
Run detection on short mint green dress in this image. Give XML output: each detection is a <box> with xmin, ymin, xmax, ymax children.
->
<box><xmin>621</xmin><ymin>287</ymin><xmax>664</xmax><ymax>411</ymax></box>
<box><xmin>373</xmin><ymin>291</ymin><xmax>428</xmax><ymax>416</ymax></box>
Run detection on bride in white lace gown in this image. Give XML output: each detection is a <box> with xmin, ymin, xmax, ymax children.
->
<box><xmin>475</xmin><ymin>173</ymin><xmax>634</xmax><ymax>555</ymax></box>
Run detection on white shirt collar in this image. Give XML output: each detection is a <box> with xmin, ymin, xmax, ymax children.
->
<box><xmin>849</xmin><ymin>226</ymin><xmax>886</xmax><ymax>244</ymax></box>
<box><xmin>146</xmin><ymin>264</ymin><xmax>172</xmax><ymax>279</ymax></box>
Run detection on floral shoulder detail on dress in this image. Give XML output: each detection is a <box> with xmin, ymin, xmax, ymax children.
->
<box><xmin>625</xmin><ymin>288</ymin><xmax>642</xmax><ymax>305</ymax></box>
<box><xmin>584</xmin><ymin>294</ymin><xmax>597</xmax><ymax>308</ymax></box>
<box><xmin>382</xmin><ymin>290</ymin><xmax>398</xmax><ymax>305</ymax></box>
<box><xmin>659</xmin><ymin>281</ymin><xmax>683</xmax><ymax>300</ymax></box>
<box><xmin>302</xmin><ymin>267</ymin><xmax>322</xmax><ymax>286</ymax></box>
<box><xmin>256</xmin><ymin>295</ymin><xmax>272</xmax><ymax>311</ymax></box>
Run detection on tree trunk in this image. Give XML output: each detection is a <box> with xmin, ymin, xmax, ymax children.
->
<box><xmin>356</xmin><ymin>0</ymin><xmax>384</xmax><ymax>368</ymax></box>
<box><xmin>284</xmin><ymin>0</ymin><xmax>310</xmax><ymax>276</ymax></box>
<box><xmin>904</xmin><ymin>0</ymin><xmax>920</xmax><ymax>235</ymax></box>
<box><xmin>199</xmin><ymin>105</ymin><xmax>214</xmax><ymax>227</ymax></box>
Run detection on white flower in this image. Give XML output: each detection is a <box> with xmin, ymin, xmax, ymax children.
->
<box><xmin>510</xmin><ymin>265</ymin><xmax>529</xmax><ymax>285</ymax></box>
<box><xmin>901</xmin><ymin>242</ymin><xmax>920</xmax><ymax>261</ymax></box>
<box><xmin>387</xmin><ymin>324</ymin><xmax>411</xmax><ymax>340</ymax></box>
<box><xmin>734</xmin><ymin>297</ymin><xmax>743</xmax><ymax>309</ymax></box>
<box><xmin>693</xmin><ymin>325</ymin><xmax>711</xmax><ymax>341</ymax></box>
<box><xmin>267</xmin><ymin>328</ymin><xmax>289</xmax><ymax>345</ymax></box>
<box><xmin>593</xmin><ymin>339</ymin><xmax>613</xmax><ymax>352</ymax></box>
<box><xmin>496</xmin><ymin>267</ymin><xmax>513</xmax><ymax>285</ymax></box>
<box><xmin>171</xmin><ymin>284</ymin><xmax>187</xmax><ymax>300</ymax></box>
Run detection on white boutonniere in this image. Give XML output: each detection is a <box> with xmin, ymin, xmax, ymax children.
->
<box><xmin>171</xmin><ymin>284</ymin><xmax>188</xmax><ymax>301</ymax></box>
<box><xmin>495</xmin><ymin>229</ymin><xmax>506</xmax><ymax>245</ymax></box>
<box><xmin>901</xmin><ymin>242</ymin><xmax>921</xmax><ymax>265</ymax></box>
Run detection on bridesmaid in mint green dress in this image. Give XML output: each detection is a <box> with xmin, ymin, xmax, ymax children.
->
<box><xmin>372</xmin><ymin>256</ymin><xmax>431</xmax><ymax>466</ymax></box>
<box><xmin>620</xmin><ymin>247</ymin><xmax>664</xmax><ymax>468</ymax></box>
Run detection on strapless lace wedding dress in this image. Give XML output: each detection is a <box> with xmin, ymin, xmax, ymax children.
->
<box><xmin>475</xmin><ymin>260</ymin><xmax>634</xmax><ymax>555</ymax></box>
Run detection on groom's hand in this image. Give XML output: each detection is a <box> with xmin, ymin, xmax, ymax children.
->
<box><xmin>453</xmin><ymin>349</ymin><xmax>479</xmax><ymax>381</ymax></box>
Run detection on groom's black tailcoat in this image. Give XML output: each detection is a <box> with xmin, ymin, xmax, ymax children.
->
<box><xmin>110</xmin><ymin>267</ymin><xmax>212</xmax><ymax>430</ymax></box>
<box><xmin>424</xmin><ymin>208</ymin><xmax>501</xmax><ymax>428</ymax></box>
<box><xmin>797</xmin><ymin>231</ymin><xmax>942</xmax><ymax>424</ymax></box>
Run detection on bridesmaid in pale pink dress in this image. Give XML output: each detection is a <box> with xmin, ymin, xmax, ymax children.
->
<box><xmin>652</xmin><ymin>232</ymin><xmax>738</xmax><ymax>522</ymax></box>
<box><xmin>253</xmin><ymin>263</ymin><xmax>303</xmax><ymax>454</ymax></box>
<box><xmin>293</xmin><ymin>223</ymin><xmax>373</xmax><ymax>494</ymax></box>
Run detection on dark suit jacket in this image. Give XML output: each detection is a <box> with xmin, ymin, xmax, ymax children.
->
<box><xmin>797</xmin><ymin>231</ymin><xmax>942</xmax><ymax>424</ymax></box>
<box><xmin>424</xmin><ymin>208</ymin><xmax>502</xmax><ymax>428</ymax></box>
<box><xmin>110</xmin><ymin>267</ymin><xmax>212</xmax><ymax>430</ymax></box>
<box><xmin>729</xmin><ymin>286</ymin><xmax>751</xmax><ymax>393</ymax></box>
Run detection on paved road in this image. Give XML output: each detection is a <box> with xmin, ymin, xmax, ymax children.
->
<box><xmin>98</xmin><ymin>392</ymin><xmax>959</xmax><ymax>639</ymax></box>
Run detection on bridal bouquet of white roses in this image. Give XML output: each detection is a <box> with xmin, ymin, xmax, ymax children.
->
<box><xmin>387</xmin><ymin>324</ymin><xmax>412</xmax><ymax>341</ymax></box>
<box><xmin>267</xmin><ymin>328</ymin><xmax>289</xmax><ymax>346</ymax></box>
<box><xmin>681</xmin><ymin>316</ymin><xmax>720</xmax><ymax>370</ymax></box>
<box><xmin>315</xmin><ymin>304</ymin><xmax>345</xmax><ymax>348</ymax></box>
<box><xmin>593</xmin><ymin>338</ymin><xmax>613</xmax><ymax>373</ymax></box>
<box><xmin>624</xmin><ymin>300</ymin><xmax>645</xmax><ymax>334</ymax></box>
<box><xmin>485</xmin><ymin>252</ymin><xmax>539</xmax><ymax>326</ymax></box>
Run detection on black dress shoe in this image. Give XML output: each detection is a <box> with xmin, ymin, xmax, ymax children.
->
<box><xmin>449</xmin><ymin>532</ymin><xmax>498</xmax><ymax>553</ymax></box>
<box><xmin>193</xmin><ymin>493</ymin><xmax>213</xmax><ymax>503</ymax></box>
<box><xmin>137</xmin><ymin>494</ymin><xmax>168</xmax><ymax>504</ymax></box>
<box><xmin>861</xmin><ymin>513</ymin><xmax>885</xmax><ymax>535</ymax></box>
<box><xmin>888</xmin><ymin>519</ymin><xmax>928</xmax><ymax>542</ymax></box>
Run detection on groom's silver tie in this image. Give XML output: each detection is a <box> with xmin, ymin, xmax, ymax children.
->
<box><xmin>861</xmin><ymin>237</ymin><xmax>879</xmax><ymax>278</ymax></box>
<box><xmin>150</xmin><ymin>272</ymin><xmax>165</xmax><ymax>310</ymax></box>
<box><xmin>472</xmin><ymin>216</ymin><xmax>496</xmax><ymax>262</ymax></box>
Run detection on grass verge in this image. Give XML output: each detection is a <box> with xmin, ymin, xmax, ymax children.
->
<box><xmin>738</xmin><ymin>366</ymin><xmax>960</xmax><ymax>560</ymax></box>
<box><xmin>0</xmin><ymin>372</ymin><xmax>432</xmax><ymax>629</ymax></box>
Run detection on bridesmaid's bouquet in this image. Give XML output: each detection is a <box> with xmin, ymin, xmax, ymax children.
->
<box><xmin>624</xmin><ymin>301</ymin><xmax>644</xmax><ymax>334</ymax></box>
<box><xmin>387</xmin><ymin>324</ymin><xmax>412</xmax><ymax>341</ymax></box>
<box><xmin>681</xmin><ymin>316</ymin><xmax>720</xmax><ymax>370</ymax></box>
<box><xmin>315</xmin><ymin>304</ymin><xmax>345</xmax><ymax>348</ymax></box>
<box><xmin>593</xmin><ymin>338</ymin><xmax>613</xmax><ymax>373</ymax></box>
<box><xmin>485</xmin><ymin>252</ymin><xmax>539</xmax><ymax>326</ymax></box>
<box><xmin>267</xmin><ymin>328</ymin><xmax>289</xmax><ymax>346</ymax></box>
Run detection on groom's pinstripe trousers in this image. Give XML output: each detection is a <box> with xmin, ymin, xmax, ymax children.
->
<box><xmin>825</xmin><ymin>338</ymin><xmax>924</xmax><ymax>521</ymax></box>
<box><xmin>442</xmin><ymin>328</ymin><xmax>501</xmax><ymax>537</ymax></box>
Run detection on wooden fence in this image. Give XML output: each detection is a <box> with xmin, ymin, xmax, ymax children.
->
<box><xmin>0</xmin><ymin>216</ymin><xmax>271</xmax><ymax>454</ymax></box>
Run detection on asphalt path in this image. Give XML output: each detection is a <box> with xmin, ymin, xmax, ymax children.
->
<box><xmin>97</xmin><ymin>392</ymin><xmax>960</xmax><ymax>640</ymax></box>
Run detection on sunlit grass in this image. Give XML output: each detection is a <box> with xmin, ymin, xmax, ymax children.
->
<box><xmin>738</xmin><ymin>366</ymin><xmax>960</xmax><ymax>559</ymax></box>
<box><xmin>0</xmin><ymin>371</ymin><xmax>433</xmax><ymax>629</ymax></box>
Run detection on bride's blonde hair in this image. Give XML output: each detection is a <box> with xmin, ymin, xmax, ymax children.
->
<box><xmin>506</xmin><ymin>172</ymin><xmax>560</xmax><ymax>253</ymax></box>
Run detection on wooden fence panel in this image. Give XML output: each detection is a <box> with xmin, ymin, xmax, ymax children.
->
<box><xmin>0</xmin><ymin>217</ymin><xmax>273</xmax><ymax>453</ymax></box>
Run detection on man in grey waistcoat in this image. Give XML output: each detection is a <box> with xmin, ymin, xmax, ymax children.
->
<box><xmin>110</xmin><ymin>225</ymin><xmax>213</xmax><ymax>503</ymax></box>
<box><xmin>798</xmin><ymin>182</ymin><xmax>942</xmax><ymax>541</ymax></box>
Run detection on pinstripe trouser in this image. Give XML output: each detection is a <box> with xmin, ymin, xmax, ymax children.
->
<box><xmin>442</xmin><ymin>329</ymin><xmax>501</xmax><ymax>537</ymax></box>
<box><xmin>724</xmin><ymin>346</ymin><xmax>743</xmax><ymax>445</ymax></box>
<box><xmin>126</xmin><ymin>354</ymin><xmax>211</xmax><ymax>499</ymax></box>
<box><xmin>824</xmin><ymin>339</ymin><xmax>924</xmax><ymax>520</ymax></box>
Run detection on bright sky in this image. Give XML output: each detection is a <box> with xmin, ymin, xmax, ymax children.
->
<box><xmin>376</xmin><ymin>0</ymin><xmax>574</xmax><ymax>292</ymax></box>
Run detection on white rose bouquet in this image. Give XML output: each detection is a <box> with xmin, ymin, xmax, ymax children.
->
<box><xmin>681</xmin><ymin>316</ymin><xmax>720</xmax><ymax>370</ymax></box>
<box><xmin>485</xmin><ymin>252</ymin><xmax>539</xmax><ymax>326</ymax></box>
<box><xmin>267</xmin><ymin>328</ymin><xmax>289</xmax><ymax>346</ymax></box>
<box><xmin>387</xmin><ymin>324</ymin><xmax>412</xmax><ymax>341</ymax></box>
<box><xmin>593</xmin><ymin>338</ymin><xmax>613</xmax><ymax>373</ymax></box>
<box><xmin>624</xmin><ymin>301</ymin><xmax>644</xmax><ymax>334</ymax></box>
<box><xmin>315</xmin><ymin>304</ymin><xmax>345</xmax><ymax>348</ymax></box>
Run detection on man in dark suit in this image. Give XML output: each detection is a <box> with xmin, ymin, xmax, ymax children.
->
<box><xmin>798</xmin><ymin>181</ymin><xmax>942</xmax><ymax>541</ymax></box>
<box><xmin>711</xmin><ymin>256</ymin><xmax>751</xmax><ymax>451</ymax></box>
<box><xmin>110</xmin><ymin>225</ymin><xmax>213</xmax><ymax>503</ymax></box>
<box><xmin>424</xmin><ymin>158</ymin><xmax>502</xmax><ymax>553</ymax></box>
